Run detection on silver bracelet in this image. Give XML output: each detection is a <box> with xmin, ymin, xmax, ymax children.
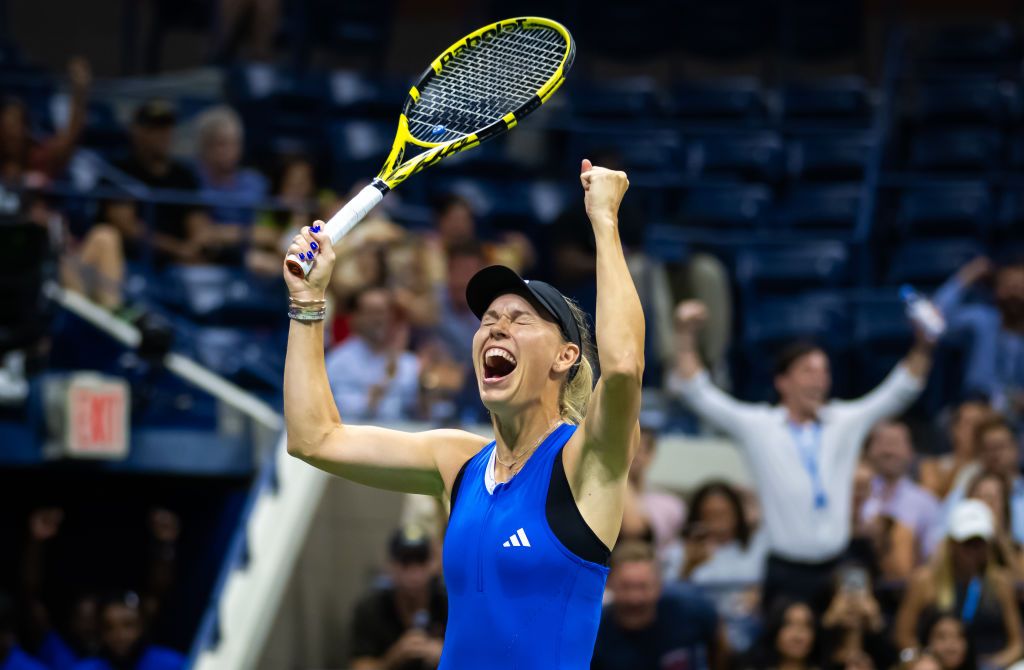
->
<box><xmin>288</xmin><ymin>305</ymin><xmax>326</xmax><ymax>322</ymax></box>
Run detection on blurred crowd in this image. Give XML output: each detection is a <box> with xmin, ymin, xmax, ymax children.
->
<box><xmin>1</xmin><ymin>57</ymin><xmax>731</xmax><ymax>420</ymax></box>
<box><xmin>1</xmin><ymin>508</ymin><xmax>185</xmax><ymax>670</ymax></box>
<box><xmin>360</xmin><ymin>391</ymin><xmax>1024</xmax><ymax>670</ymax></box>
<box><xmin>6</xmin><ymin>53</ymin><xmax>1024</xmax><ymax>670</ymax></box>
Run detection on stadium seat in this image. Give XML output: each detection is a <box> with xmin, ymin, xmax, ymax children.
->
<box><xmin>914</xmin><ymin>76</ymin><xmax>1014</xmax><ymax>124</ymax></box>
<box><xmin>737</xmin><ymin>291</ymin><xmax>853</xmax><ymax>402</ymax></box>
<box><xmin>851</xmin><ymin>290</ymin><xmax>912</xmax><ymax>350</ymax></box>
<box><xmin>326</xmin><ymin>70</ymin><xmax>405</xmax><ymax>116</ymax></box>
<box><xmin>327</xmin><ymin>120</ymin><xmax>394</xmax><ymax>186</ymax></box>
<box><xmin>678</xmin><ymin>184</ymin><xmax>772</xmax><ymax>230</ymax></box>
<box><xmin>567</xmin><ymin>126</ymin><xmax>682</xmax><ymax>175</ymax></box>
<box><xmin>685</xmin><ymin>131</ymin><xmax>784</xmax><ymax>182</ymax></box>
<box><xmin>895</xmin><ymin>181</ymin><xmax>993</xmax><ymax>238</ymax></box>
<box><xmin>736</xmin><ymin>242</ymin><xmax>851</xmax><ymax>298</ymax></box>
<box><xmin>667</xmin><ymin>77</ymin><xmax>767</xmax><ymax>123</ymax></box>
<box><xmin>884</xmin><ymin>238</ymin><xmax>986</xmax><ymax>287</ymax></box>
<box><xmin>781</xmin><ymin>77</ymin><xmax>873</xmax><ymax>124</ymax></box>
<box><xmin>743</xmin><ymin>292</ymin><xmax>850</xmax><ymax>348</ymax></box>
<box><xmin>786</xmin><ymin>131</ymin><xmax>873</xmax><ymax>181</ymax></box>
<box><xmin>568</xmin><ymin>78</ymin><xmax>660</xmax><ymax>120</ymax></box>
<box><xmin>156</xmin><ymin>266</ymin><xmax>287</xmax><ymax>326</ymax></box>
<box><xmin>908</xmin><ymin>126</ymin><xmax>1002</xmax><ymax>172</ymax></box>
<box><xmin>780</xmin><ymin>184</ymin><xmax>862</xmax><ymax>232</ymax></box>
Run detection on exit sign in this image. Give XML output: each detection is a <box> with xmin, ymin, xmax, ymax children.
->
<box><xmin>65</xmin><ymin>375</ymin><xmax>129</xmax><ymax>458</ymax></box>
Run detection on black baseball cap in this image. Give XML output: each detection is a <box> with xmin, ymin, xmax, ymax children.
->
<box><xmin>466</xmin><ymin>265</ymin><xmax>583</xmax><ymax>380</ymax></box>
<box><xmin>389</xmin><ymin>524</ymin><xmax>432</xmax><ymax>564</ymax></box>
<box><xmin>133</xmin><ymin>99</ymin><xmax>177</xmax><ymax>127</ymax></box>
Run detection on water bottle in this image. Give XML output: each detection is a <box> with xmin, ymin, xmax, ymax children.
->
<box><xmin>900</xmin><ymin>285</ymin><xmax>946</xmax><ymax>342</ymax></box>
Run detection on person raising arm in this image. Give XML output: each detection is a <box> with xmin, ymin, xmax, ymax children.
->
<box><xmin>281</xmin><ymin>158</ymin><xmax>643</xmax><ymax>670</ymax></box>
<box><xmin>670</xmin><ymin>299</ymin><xmax>931</xmax><ymax>614</ymax></box>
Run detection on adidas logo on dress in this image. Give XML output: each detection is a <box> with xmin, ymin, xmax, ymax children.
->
<box><xmin>502</xmin><ymin>528</ymin><xmax>531</xmax><ymax>548</ymax></box>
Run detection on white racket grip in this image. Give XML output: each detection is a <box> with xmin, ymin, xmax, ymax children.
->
<box><xmin>285</xmin><ymin>184</ymin><xmax>386</xmax><ymax>277</ymax></box>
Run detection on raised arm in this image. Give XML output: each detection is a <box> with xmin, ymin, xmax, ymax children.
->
<box><xmin>666</xmin><ymin>300</ymin><xmax>757</xmax><ymax>436</ymax></box>
<box><xmin>44</xmin><ymin>57</ymin><xmax>91</xmax><ymax>174</ymax></box>
<box><xmin>283</xmin><ymin>224</ymin><xmax>487</xmax><ymax>497</ymax></box>
<box><xmin>576</xmin><ymin>160</ymin><xmax>645</xmax><ymax>473</ymax></box>
<box><xmin>563</xmin><ymin>160</ymin><xmax>644</xmax><ymax>548</ymax></box>
<box><xmin>840</xmin><ymin>334</ymin><xmax>930</xmax><ymax>426</ymax></box>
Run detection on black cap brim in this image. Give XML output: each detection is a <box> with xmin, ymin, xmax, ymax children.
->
<box><xmin>466</xmin><ymin>265</ymin><xmax>583</xmax><ymax>379</ymax></box>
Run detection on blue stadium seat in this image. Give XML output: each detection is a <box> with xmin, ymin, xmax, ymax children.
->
<box><xmin>189</xmin><ymin>327</ymin><xmax>283</xmax><ymax>389</ymax></box>
<box><xmin>685</xmin><ymin>131</ymin><xmax>783</xmax><ymax>182</ymax></box>
<box><xmin>781</xmin><ymin>184</ymin><xmax>861</xmax><ymax>232</ymax></box>
<box><xmin>851</xmin><ymin>290</ymin><xmax>912</xmax><ymax>350</ymax></box>
<box><xmin>679</xmin><ymin>184</ymin><xmax>772</xmax><ymax>230</ymax></box>
<box><xmin>895</xmin><ymin>181</ymin><xmax>993</xmax><ymax>238</ymax></box>
<box><xmin>884</xmin><ymin>239</ymin><xmax>986</xmax><ymax>287</ymax></box>
<box><xmin>915</xmin><ymin>76</ymin><xmax>1015</xmax><ymax>123</ymax></box>
<box><xmin>786</xmin><ymin>131</ymin><xmax>873</xmax><ymax>180</ymax></box>
<box><xmin>995</xmin><ymin>190</ymin><xmax>1024</xmax><ymax>242</ymax></box>
<box><xmin>738</xmin><ymin>291</ymin><xmax>853</xmax><ymax>402</ymax></box>
<box><xmin>568</xmin><ymin>78</ymin><xmax>660</xmax><ymax>119</ymax></box>
<box><xmin>743</xmin><ymin>292</ymin><xmax>850</xmax><ymax>348</ymax></box>
<box><xmin>908</xmin><ymin>126</ymin><xmax>1002</xmax><ymax>172</ymax></box>
<box><xmin>327</xmin><ymin>120</ymin><xmax>394</xmax><ymax>185</ymax></box>
<box><xmin>667</xmin><ymin>77</ymin><xmax>767</xmax><ymax>122</ymax></box>
<box><xmin>156</xmin><ymin>266</ymin><xmax>287</xmax><ymax>326</ymax></box>
<box><xmin>567</xmin><ymin>126</ymin><xmax>682</xmax><ymax>175</ymax></box>
<box><xmin>1006</xmin><ymin>131</ymin><xmax>1024</xmax><ymax>169</ymax></box>
<box><xmin>225</xmin><ymin>64</ymin><xmax>330</xmax><ymax>104</ymax></box>
<box><xmin>736</xmin><ymin>242</ymin><xmax>850</xmax><ymax>298</ymax></box>
<box><xmin>781</xmin><ymin>77</ymin><xmax>872</xmax><ymax>124</ymax></box>
<box><xmin>326</xmin><ymin>70</ymin><xmax>405</xmax><ymax>116</ymax></box>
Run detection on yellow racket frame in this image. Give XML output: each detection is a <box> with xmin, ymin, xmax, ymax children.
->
<box><xmin>374</xmin><ymin>16</ymin><xmax>575</xmax><ymax>191</ymax></box>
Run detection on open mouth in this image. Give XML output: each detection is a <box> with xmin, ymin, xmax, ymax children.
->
<box><xmin>483</xmin><ymin>347</ymin><xmax>517</xmax><ymax>382</ymax></box>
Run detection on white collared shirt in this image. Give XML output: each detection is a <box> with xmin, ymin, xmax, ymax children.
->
<box><xmin>669</xmin><ymin>365</ymin><xmax>924</xmax><ymax>562</ymax></box>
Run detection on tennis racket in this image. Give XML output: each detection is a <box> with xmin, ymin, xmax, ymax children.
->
<box><xmin>285</xmin><ymin>16</ymin><xmax>576</xmax><ymax>277</ymax></box>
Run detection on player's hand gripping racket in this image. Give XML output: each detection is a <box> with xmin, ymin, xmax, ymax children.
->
<box><xmin>285</xmin><ymin>16</ymin><xmax>575</xmax><ymax>277</ymax></box>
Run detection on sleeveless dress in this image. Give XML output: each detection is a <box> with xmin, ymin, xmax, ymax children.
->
<box><xmin>440</xmin><ymin>423</ymin><xmax>610</xmax><ymax>670</ymax></box>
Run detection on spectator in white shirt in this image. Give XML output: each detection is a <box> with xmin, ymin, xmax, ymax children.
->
<box><xmin>324</xmin><ymin>286</ymin><xmax>420</xmax><ymax>421</ymax></box>
<box><xmin>669</xmin><ymin>300</ymin><xmax>931</xmax><ymax>614</ymax></box>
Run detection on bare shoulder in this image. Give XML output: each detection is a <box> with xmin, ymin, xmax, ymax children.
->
<box><xmin>423</xmin><ymin>428</ymin><xmax>492</xmax><ymax>492</ymax></box>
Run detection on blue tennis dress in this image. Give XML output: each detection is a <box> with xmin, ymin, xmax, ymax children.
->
<box><xmin>440</xmin><ymin>423</ymin><xmax>610</xmax><ymax>669</ymax></box>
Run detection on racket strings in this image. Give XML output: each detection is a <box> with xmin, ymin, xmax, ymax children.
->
<box><xmin>407</xmin><ymin>26</ymin><xmax>567</xmax><ymax>144</ymax></box>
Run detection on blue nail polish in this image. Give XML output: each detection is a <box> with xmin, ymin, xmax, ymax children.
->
<box><xmin>310</xmin><ymin>242</ymin><xmax>318</xmax><ymax>250</ymax></box>
<box><xmin>312</xmin><ymin>225</ymin><xmax>321</xmax><ymax>233</ymax></box>
<box><xmin>299</xmin><ymin>252</ymin><xmax>307</xmax><ymax>260</ymax></box>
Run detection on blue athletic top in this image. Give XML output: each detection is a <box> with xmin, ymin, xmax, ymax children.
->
<box><xmin>440</xmin><ymin>422</ymin><xmax>610</xmax><ymax>670</ymax></box>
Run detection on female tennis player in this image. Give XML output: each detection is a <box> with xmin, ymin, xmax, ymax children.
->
<box><xmin>282</xmin><ymin>159</ymin><xmax>644</xmax><ymax>669</ymax></box>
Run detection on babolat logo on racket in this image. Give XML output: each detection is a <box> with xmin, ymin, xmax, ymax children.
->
<box><xmin>286</xmin><ymin>16</ymin><xmax>574</xmax><ymax>278</ymax></box>
<box><xmin>439</xmin><ymin>18</ymin><xmax>529</xmax><ymax>66</ymax></box>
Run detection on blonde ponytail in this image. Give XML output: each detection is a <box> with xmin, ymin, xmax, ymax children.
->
<box><xmin>559</xmin><ymin>299</ymin><xmax>595</xmax><ymax>425</ymax></box>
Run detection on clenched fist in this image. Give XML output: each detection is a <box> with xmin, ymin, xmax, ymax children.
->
<box><xmin>283</xmin><ymin>222</ymin><xmax>335</xmax><ymax>302</ymax></box>
<box><xmin>580</xmin><ymin>158</ymin><xmax>629</xmax><ymax>226</ymax></box>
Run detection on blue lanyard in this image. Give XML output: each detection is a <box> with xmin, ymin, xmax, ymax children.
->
<box><xmin>788</xmin><ymin>421</ymin><xmax>828</xmax><ymax>510</ymax></box>
<box><xmin>962</xmin><ymin>577</ymin><xmax>982</xmax><ymax>625</ymax></box>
